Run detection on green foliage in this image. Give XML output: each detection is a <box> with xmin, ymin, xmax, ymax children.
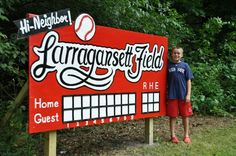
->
<box><xmin>219</xmin><ymin>61</ymin><xmax>236</xmax><ymax>113</ymax></box>
<box><xmin>0</xmin><ymin>1</ymin><xmax>33</xmax><ymax>154</ymax></box>
<box><xmin>184</xmin><ymin>16</ymin><xmax>236</xmax><ymax>116</ymax></box>
<box><xmin>191</xmin><ymin>62</ymin><xmax>233</xmax><ymax>116</ymax></box>
<box><xmin>0</xmin><ymin>37</ymin><xmax>34</xmax><ymax>154</ymax></box>
<box><xmin>0</xmin><ymin>34</ymin><xmax>27</xmax><ymax>116</ymax></box>
<box><xmin>0</xmin><ymin>104</ymin><xmax>41</xmax><ymax>155</ymax></box>
<box><xmin>70</xmin><ymin>0</ymin><xmax>190</xmax><ymax>46</ymax></box>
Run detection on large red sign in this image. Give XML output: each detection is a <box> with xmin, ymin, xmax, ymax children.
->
<box><xmin>29</xmin><ymin>14</ymin><xmax>168</xmax><ymax>133</ymax></box>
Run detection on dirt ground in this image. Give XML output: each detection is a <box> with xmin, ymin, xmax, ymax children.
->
<box><xmin>55</xmin><ymin>115</ymin><xmax>235</xmax><ymax>155</ymax></box>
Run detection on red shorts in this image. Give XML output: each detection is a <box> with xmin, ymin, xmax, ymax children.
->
<box><xmin>167</xmin><ymin>99</ymin><xmax>193</xmax><ymax>117</ymax></box>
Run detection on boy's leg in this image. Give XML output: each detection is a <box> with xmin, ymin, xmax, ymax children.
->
<box><xmin>179</xmin><ymin>100</ymin><xmax>193</xmax><ymax>137</ymax></box>
<box><xmin>170</xmin><ymin>117</ymin><xmax>177</xmax><ymax>137</ymax></box>
<box><xmin>182</xmin><ymin>116</ymin><xmax>191</xmax><ymax>143</ymax></box>
<box><xmin>170</xmin><ymin>117</ymin><xmax>179</xmax><ymax>143</ymax></box>
<box><xmin>167</xmin><ymin>100</ymin><xmax>179</xmax><ymax>143</ymax></box>
<box><xmin>182</xmin><ymin>116</ymin><xmax>189</xmax><ymax>137</ymax></box>
<box><xmin>167</xmin><ymin>100</ymin><xmax>178</xmax><ymax>137</ymax></box>
<box><xmin>179</xmin><ymin>101</ymin><xmax>192</xmax><ymax>143</ymax></box>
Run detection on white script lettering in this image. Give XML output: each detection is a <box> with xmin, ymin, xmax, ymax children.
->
<box><xmin>31</xmin><ymin>31</ymin><xmax>165</xmax><ymax>90</ymax></box>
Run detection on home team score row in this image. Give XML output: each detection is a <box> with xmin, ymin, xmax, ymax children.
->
<box><xmin>32</xmin><ymin>91</ymin><xmax>160</xmax><ymax>124</ymax></box>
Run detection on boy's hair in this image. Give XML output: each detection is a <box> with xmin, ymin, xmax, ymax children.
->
<box><xmin>172</xmin><ymin>46</ymin><xmax>184</xmax><ymax>53</ymax></box>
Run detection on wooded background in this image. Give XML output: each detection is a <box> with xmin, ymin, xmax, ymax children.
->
<box><xmin>0</xmin><ymin>0</ymin><xmax>235</xmax><ymax>154</ymax></box>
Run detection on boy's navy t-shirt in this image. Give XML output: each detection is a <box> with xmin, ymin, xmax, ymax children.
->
<box><xmin>167</xmin><ymin>61</ymin><xmax>194</xmax><ymax>100</ymax></box>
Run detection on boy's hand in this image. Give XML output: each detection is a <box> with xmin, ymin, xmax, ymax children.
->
<box><xmin>185</xmin><ymin>94</ymin><xmax>190</xmax><ymax>103</ymax></box>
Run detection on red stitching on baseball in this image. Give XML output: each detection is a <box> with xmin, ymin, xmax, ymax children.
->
<box><xmin>75</xmin><ymin>15</ymin><xmax>95</xmax><ymax>40</ymax></box>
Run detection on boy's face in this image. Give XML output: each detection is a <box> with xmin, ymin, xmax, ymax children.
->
<box><xmin>171</xmin><ymin>48</ymin><xmax>183</xmax><ymax>63</ymax></box>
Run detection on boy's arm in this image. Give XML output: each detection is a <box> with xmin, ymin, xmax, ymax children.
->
<box><xmin>186</xmin><ymin>79</ymin><xmax>191</xmax><ymax>102</ymax></box>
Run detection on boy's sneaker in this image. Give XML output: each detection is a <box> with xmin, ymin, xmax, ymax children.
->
<box><xmin>183</xmin><ymin>137</ymin><xmax>191</xmax><ymax>144</ymax></box>
<box><xmin>171</xmin><ymin>136</ymin><xmax>179</xmax><ymax>144</ymax></box>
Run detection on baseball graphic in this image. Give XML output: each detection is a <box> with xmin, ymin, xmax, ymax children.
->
<box><xmin>74</xmin><ymin>13</ymin><xmax>96</xmax><ymax>41</ymax></box>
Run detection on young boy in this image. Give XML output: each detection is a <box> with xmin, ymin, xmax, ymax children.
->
<box><xmin>167</xmin><ymin>46</ymin><xmax>194</xmax><ymax>144</ymax></box>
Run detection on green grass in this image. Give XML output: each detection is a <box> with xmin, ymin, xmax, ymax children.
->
<box><xmin>1</xmin><ymin>116</ymin><xmax>235</xmax><ymax>155</ymax></box>
<box><xmin>105</xmin><ymin>123</ymin><xmax>236</xmax><ymax>156</ymax></box>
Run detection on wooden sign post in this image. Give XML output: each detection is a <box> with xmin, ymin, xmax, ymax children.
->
<box><xmin>145</xmin><ymin>118</ymin><xmax>154</xmax><ymax>145</ymax></box>
<box><xmin>44</xmin><ymin>131</ymin><xmax>57</xmax><ymax>156</ymax></box>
